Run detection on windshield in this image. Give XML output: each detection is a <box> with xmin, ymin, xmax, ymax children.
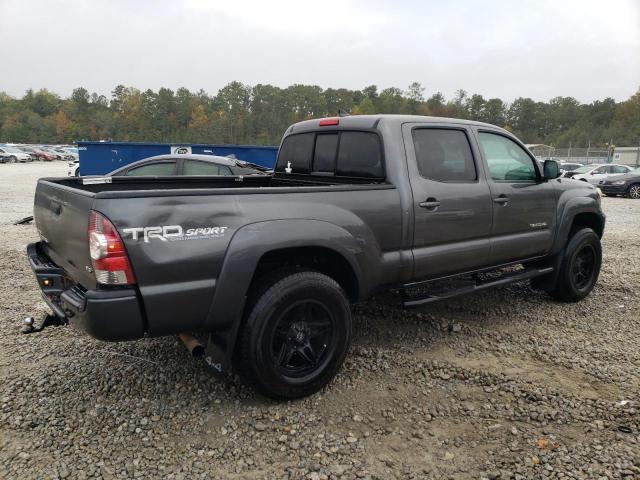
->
<box><xmin>573</xmin><ymin>165</ymin><xmax>595</xmax><ymax>173</ymax></box>
<box><xmin>633</xmin><ymin>167</ymin><xmax>640</xmax><ymax>174</ymax></box>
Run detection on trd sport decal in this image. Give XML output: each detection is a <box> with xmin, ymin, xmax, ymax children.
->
<box><xmin>122</xmin><ymin>225</ymin><xmax>228</xmax><ymax>243</ymax></box>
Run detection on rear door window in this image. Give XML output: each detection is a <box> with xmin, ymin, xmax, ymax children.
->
<box><xmin>412</xmin><ymin>128</ymin><xmax>476</xmax><ymax>182</ymax></box>
<box><xmin>125</xmin><ymin>161</ymin><xmax>176</xmax><ymax>176</ymax></box>
<box><xmin>182</xmin><ymin>160</ymin><xmax>232</xmax><ymax>176</ymax></box>
<box><xmin>612</xmin><ymin>165</ymin><xmax>629</xmax><ymax>174</ymax></box>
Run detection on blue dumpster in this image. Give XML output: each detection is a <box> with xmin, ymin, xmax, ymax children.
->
<box><xmin>77</xmin><ymin>141</ymin><xmax>279</xmax><ymax>175</ymax></box>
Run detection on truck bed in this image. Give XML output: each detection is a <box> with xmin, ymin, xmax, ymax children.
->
<box><xmin>45</xmin><ymin>174</ymin><xmax>387</xmax><ymax>196</ymax></box>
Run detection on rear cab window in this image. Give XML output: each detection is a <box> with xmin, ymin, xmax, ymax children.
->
<box><xmin>276</xmin><ymin>130</ymin><xmax>384</xmax><ymax>179</ymax></box>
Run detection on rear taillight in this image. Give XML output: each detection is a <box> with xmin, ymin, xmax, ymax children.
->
<box><xmin>88</xmin><ymin>210</ymin><xmax>135</xmax><ymax>285</ymax></box>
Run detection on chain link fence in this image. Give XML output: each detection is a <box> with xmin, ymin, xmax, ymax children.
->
<box><xmin>528</xmin><ymin>145</ymin><xmax>609</xmax><ymax>164</ymax></box>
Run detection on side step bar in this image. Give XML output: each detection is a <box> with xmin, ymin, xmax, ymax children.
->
<box><xmin>402</xmin><ymin>266</ymin><xmax>553</xmax><ymax>308</ymax></box>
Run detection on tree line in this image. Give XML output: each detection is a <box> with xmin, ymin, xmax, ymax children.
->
<box><xmin>0</xmin><ymin>82</ymin><xmax>638</xmax><ymax>147</ymax></box>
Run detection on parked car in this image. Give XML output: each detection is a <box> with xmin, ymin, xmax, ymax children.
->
<box><xmin>563</xmin><ymin>164</ymin><xmax>632</xmax><ymax>184</ymax></box>
<box><xmin>27</xmin><ymin>115</ymin><xmax>604</xmax><ymax>399</ymax></box>
<box><xmin>56</xmin><ymin>147</ymin><xmax>79</xmax><ymax>161</ymax></box>
<box><xmin>560</xmin><ymin>162</ymin><xmax>583</xmax><ymax>172</ymax></box>
<box><xmin>599</xmin><ymin>166</ymin><xmax>640</xmax><ymax>199</ymax></box>
<box><xmin>18</xmin><ymin>146</ymin><xmax>55</xmax><ymax>161</ymax></box>
<box><xmin>0</xmin><ymin>146</ymin><xmax>33</xmax><ymax>163</ymax></box>
<box><xmin>39</xmin><ymin>148</ymin><xmax>58</xmax><ymax>161</ymax></box>
<box><xmin>106</xmin><ymin>154</ymin><xmax>270</xmax><ymax>177</ymax></box>
<box><xmin>40</xmin><ymin>147</ymin><xmax>67</xmax><ymax>160</ymax></box>
<box><xmin>67</xmin><ymin>159</ymin><xmax>79</xmax><ymax>177</ymax></box>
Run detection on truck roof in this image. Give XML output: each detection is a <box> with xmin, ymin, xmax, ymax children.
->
<box><xmin>288</xmin><ymin>114</ymin><xmax>505</xmax><ymax>134</ymax></box>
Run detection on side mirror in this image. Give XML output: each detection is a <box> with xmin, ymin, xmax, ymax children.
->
<box><xmin>543</xmin><ymin>160</ymin><xmax>560</xmax><ymax>180</ymax></box>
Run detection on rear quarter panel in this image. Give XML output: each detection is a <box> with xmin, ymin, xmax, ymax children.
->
<box><xmin>95</xmin><ymin>186</ymin><xmax>403</xmax><ymax>336</ymax></box>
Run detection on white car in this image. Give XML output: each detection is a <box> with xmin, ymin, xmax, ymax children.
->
<box><xmin>0</xmin><ymin>146</ymin><xmax>33</xmax><ymax>163</ymax></box>
<box><xmin>564</xmin><ymin>164</ymin><xmax>632</xmax><ymax>185</ymax></box>
<box><xmin>67</xmin><ymin>159</ymin><xmax>79</xmax><ymax>176</ymax></box>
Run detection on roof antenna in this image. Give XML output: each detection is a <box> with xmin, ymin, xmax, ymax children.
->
<box><xmin>338</xmin><ymin>109</ymin><xmax>351</xmax><ymax>117</ymax></box>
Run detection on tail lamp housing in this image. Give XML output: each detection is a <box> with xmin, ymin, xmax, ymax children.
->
<box><xmin>88</xmin><ymin>211</ymin><xmax>135</xmax><ymax>285</ymax></box>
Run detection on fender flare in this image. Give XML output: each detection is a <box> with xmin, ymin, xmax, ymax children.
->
<box><xmin>551</xmin><ymin>196</ymin><xmax>605</xmax><ymax>255</ymax></box>
<box><xmin>201</xmin><ymin>219</ymin><xmax>369</xmax><ymax>375</ymax></box>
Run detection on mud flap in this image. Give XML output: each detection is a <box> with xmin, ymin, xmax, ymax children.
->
<box><xmin>203</xmin><ymin>326</ymin><xmax>241</xmax><ymax>379</ymax></box>
<box><xmin>203</xmin><ymin>294</ymin><xmax>247</xmax><ymax>379</ymax></box>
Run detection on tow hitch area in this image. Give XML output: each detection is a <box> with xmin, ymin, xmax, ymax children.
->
<box><xmin>21</xmin><ymin>314</ymin><xmax>67</xmax><ymax>334</ymax></box>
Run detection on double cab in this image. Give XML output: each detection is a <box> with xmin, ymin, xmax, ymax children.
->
<box><xmin>28</xmin><ymin>115</ymin><xmax>605</xmax><ymax>399</ymax></box>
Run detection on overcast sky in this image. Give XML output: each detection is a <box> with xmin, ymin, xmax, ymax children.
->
<box><xmin>1</xmin><ymin>0</ymin><xmax>638</xmax><ymax>102</ymax></box>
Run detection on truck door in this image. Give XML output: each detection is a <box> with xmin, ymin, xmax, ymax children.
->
<box><xmin>475</xmin><ymin>129</ymin><xmax>557</xmax><ymax>265</ymax></box>
<box><xmin>402</xmin><ymin>123</ymin><xmax>493</xmax><ymax>280</ymax></box>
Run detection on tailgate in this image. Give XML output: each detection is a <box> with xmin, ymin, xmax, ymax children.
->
<box><xmin>33</xmin><ymin>180</ymin><xmax>97</xmax><ymax>289</ymax></box>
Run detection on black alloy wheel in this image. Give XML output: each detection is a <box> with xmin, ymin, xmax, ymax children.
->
<box><xmin>571</xmin><ymin>244</ymin><xmax>596</xmax><ymax>290</ymax></box>
<box><xmin>270</xmin><ymin>300</ymin><xmax>335</xmax><ymax>378</ymax></box>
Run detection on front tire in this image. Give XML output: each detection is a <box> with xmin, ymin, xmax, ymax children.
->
<box><xmin>627</xmin><ymin>184</ymin><xmax>640</xmax><ymax>199</ymax></box>
<box><xmin>548</xmin><ymin>228</ymin><xmax>601</xmax><ymax>302</ymax></box>
<box><xmin>8</xmin><ymin>156</ymin><xmax>17</xmax><ymax>163</ymax></box>
<box><xmin>239</xmin><ymin>269</ymin><xmax>352</xmax><ymax>399</ymax></box>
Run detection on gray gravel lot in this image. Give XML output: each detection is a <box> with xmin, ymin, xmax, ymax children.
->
<box><xmin>1</xmin><ymin>162</ymin><xmax>639</xmax><ymax>479</ymax></box>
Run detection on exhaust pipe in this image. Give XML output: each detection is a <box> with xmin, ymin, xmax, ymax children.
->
<box><xmin>178</xmin><ymin>333</ymin><xmax>204</xmax><ymax>357</ymax></box>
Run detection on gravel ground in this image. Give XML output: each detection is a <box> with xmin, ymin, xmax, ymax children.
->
<box><xmin>1</xmin><ymin>162</ymin><xmax>638</xmax><ymax>479</ymax></box>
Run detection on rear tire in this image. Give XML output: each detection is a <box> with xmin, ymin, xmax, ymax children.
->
<box><xmin>548</xmin><ymin>228</ymin><xmax>601</xmax><ymax>302</ymax></box>
<box><xmin>239</xmin><ymin>269</ymin><xmax>352</xmax><ymax>399</ymax></box>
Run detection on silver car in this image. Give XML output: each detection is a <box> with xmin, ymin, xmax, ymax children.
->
<box><xmin>563</xmin><ymin>164</ymin><xmax>632</xmax><ymax>185</ymax></box>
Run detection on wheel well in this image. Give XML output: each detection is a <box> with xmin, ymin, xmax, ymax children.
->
<box><xmin>572</xmin><ymin>212</ymin><xmax>604</xmax><ymax>238</ymax></box>
<box><xmin>251</xmin><ymin>247</ymin><xmax>360</xmax><ymax>302</ymax></box>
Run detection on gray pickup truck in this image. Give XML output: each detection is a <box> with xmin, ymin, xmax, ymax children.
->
<box><xmin>28</xmin><ymin>115</ymin><xmax>604</xmax><ymax>399</ymax></box>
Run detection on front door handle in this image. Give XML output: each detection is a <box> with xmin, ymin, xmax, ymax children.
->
<box><xmin>493</xmin><ymin>195</ymin><xmax>509</xmax><ymax>206</ymax></box>
<box><xmin>419</xmin><ymin>198</ymin><xmax>441</xmax><ymax>210</ymax></box>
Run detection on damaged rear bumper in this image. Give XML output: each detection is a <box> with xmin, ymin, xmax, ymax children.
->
<box><xmin>27</xmin><ymin>242</ymin><xmax>146</xmax><ymax>341</ymax></box>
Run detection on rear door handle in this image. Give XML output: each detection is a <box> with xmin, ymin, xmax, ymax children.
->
<box><xmin>493</xmin><ymin>195</ymin><xmax>509</xmax><ymax>206</ymax></box>
<box><xmin>419</xmin><ymin>198</ymin><xmax>441</xmax><ymax>209</ymax></box>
